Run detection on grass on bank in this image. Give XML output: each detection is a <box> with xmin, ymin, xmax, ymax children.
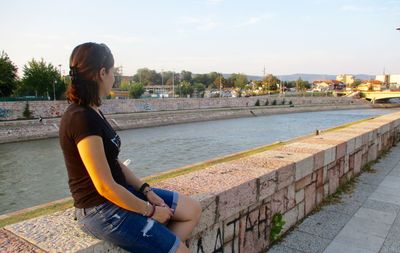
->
<box><xmin>0</xmin><ymin>116</ymin><xmax>377</xmax><ymax>228</ymax></box>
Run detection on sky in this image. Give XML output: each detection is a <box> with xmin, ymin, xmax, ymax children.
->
<box><xmin>1</xmin><ymin>0</ymin><xmax>399</xmax><ymax>77</ymax></box>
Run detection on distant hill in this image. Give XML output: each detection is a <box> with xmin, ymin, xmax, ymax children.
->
<box><xmin>223</xmin><ymin>73</ymin><xmax>375</xmax><ymax>82</ymax></box>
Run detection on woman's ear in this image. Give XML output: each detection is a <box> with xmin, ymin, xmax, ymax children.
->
<box><xmin>99</xmin><ymin>67</ymin><xmax>106</xmax><ymax>80</ymax></box>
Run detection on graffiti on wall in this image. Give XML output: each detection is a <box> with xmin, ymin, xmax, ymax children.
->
<box><xmin>136</xmin><ymin>103</ymin><xmax>153</xmax><ymax>111</ymax></box>
<box><xmin>51</xmin><ymin>105</ymin><xmax>62</xmax><ymax>117</ymax></box>
<box><xmin>193</xmin><ymin>202</ymin><xmax>271</xmax><ymax>253</ymax></box>
<box><xmin>0</xmin><ymin>108</ymin><xmax>12</xmax><ymax>118</ymax></box>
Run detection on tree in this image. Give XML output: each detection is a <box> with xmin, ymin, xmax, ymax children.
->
<box><xmin>231</xmin><ymin>73</ymin><xmax>248</xmax><ymax>89</ymax></box>
<box><xmin>352</xmin><ymin>79</ymin><xmax>362</xmax><ymax>88</ymax></box>
<box><xmin>180</xmin><ymin>70</ymin><xmax>192</xmax><ymax>83</ymax></box>
<box><xmin>295</xmin><ymin>78</ymin><xmax>307</xmax><ymax>92</ymax></box>
<box><xmin>20</xmin><ymin>58</ymin><xmax>64</xmax><ymax>99</ymax></box>
<box><xmin>193</xmin><ymin>73</ymin><xmax>212</xmax><ymax>87</ymax></box>
<box><xmin>193</xmin><ymin>82</ymin><xmax>206</xmax><ymax>97</ymax></box>
<box><xmin>113</xmin><ymin>66</ymin><xmax>123</xmax><ymax>88</ymax></box>
<box><xmin>0</xmin><ymin>51</ymin><xmax>18</xmax><ymax>97</ymax></box>
<box><xmin>209</xmin><ymin>72</ymin><xmax>220</xmax><ymax>86</ymax></box>
<box><xmin>120</xmin><ymin>79</ymin><xmax>131</xmax><ymax>91</ymax></box>
<box><xmin>132</xmin><ymin>68</ymin><xmax>160</xmax><ymax>86</ymax></box>
<box><xmin>263</xmin><ymin>74</ymin><xmax>280</xmax><ymax>91</ymax></box>
<box><xmin>163</xmin><ymin>71</ymin><xmax>175</xmax><ymax>86</ymax></box>
<box><xmin>176</xmin><ymin>81</ymin><xmax>193</xmax><ymax>97</ymax></box>
<box><xmin>23</xmin><ymin>101</ymin><xmax>32</xmax><ymax>118</ymax></box>
<box><xmin>213</xmin><ymin>75</ymin><xmax>226</xmax><ymax>90</ymax></box>
<box><xmin>129</xmin><ymin>82</ymin><xmax>145</xmax><ymax>99</ymax></box>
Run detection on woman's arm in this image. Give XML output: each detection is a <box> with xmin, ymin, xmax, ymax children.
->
<box><xmin>117</xmin><ymin>160</ymin><xmax>145</xmax><ymax>192</ymax></box>
<box><xmin>118</xmin><ymin>159</ymin><xmax>168</xmax><ymax>208</ymax></box>
<box><xmin>77</xmin><ymin>136</ymin><xmax>149</xmax><ymax>214</ymax></box>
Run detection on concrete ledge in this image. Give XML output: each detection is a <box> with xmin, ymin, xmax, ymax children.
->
<box><xmin>2</xmin><ymin>111</ymin><xmax>400</xmax><ymax>252</ymax></box>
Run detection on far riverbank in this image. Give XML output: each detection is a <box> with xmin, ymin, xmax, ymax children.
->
<box><xmin>0</xmin><ymin>102</ymin><xmax>377</xmax><ymax>144</ymax></box>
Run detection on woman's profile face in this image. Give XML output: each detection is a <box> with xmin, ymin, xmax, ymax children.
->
<box><xmin>99</xmin><ymin>67</ymin><xmax>115</xmax><ymax>97</ymax></box>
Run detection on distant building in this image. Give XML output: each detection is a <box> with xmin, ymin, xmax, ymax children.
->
<box><xmin>376</xmin><ymin>74</ymin><xmax>400</xmax><ymax>89</ymax></box>
<box><xmin>357</xmin><ymin>80</ymin><xmax>383</xmax><ymax>91</ymax></box>
<box><xmin>146</xmin><ymin>85</ymin><xmax>173</xmax><ymax>98</ymax></box>
<box><xmin>312</xmin><ymin>80</ymin><xmax>345</xmax><ymax>91</ymax></box>
<box><xmin>110</xmin><ymin>89</ymin><xmax>129</xmax><ymax>99</ymax></box>
<box><xmin>375</xmin><ymin>74</ymin><xmax>400</xmax><ymax>89</ymax></box>
<box><xmin>336</xmin><ymin>74</ymin><xmax>354</xmax><ymax>85</ymax></box>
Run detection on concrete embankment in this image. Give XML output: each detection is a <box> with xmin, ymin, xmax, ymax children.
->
<box><xmin>0</xmin><ymin>102</ymin><xmax>372</xmax><ymax>144</ymax></box>
<box><xmin>1</xmin><ymin>110</ymin><xmax>399</xmax><ymax>252</ymax></box>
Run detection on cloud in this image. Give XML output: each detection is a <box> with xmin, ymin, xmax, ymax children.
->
<box><xmin>178</xmin><ymin>16</ymin><xmax>221</xmax><ymax>31</ymax></box>
<box><xmin>102</xmin><ymin>34</ymin><xmax>144</xmax><ymax>44</ymax></box>
<box><xmin>236</xmin><ymin>14</ymin><xmax>274</xmax><ymax>27</ymax></box>
<box><xmin>23</xmin><ymin>33</ymin><xmax>63</xmax><ymax>40</ymax></box>
<box><xmin>206</xmin><ymin>0</ymin><xmax>223</xmax><ymax>4</ymax></box>
<box><xmin>197</xmin><ymin>20</ymin><xmax>221</xmax><ymax>31</ymax></box>
<box><xmin>340</xmin><ymin>5</ymin><xmax>373</xmax><ymax>12</ymax></box>
<box><xmin>180</xmin><ymin>16</ymin><xmax>201</xmax><ymax>24</ymax></box>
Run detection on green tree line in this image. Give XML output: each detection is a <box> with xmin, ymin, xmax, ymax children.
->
<box><xmin>0</xmin><ymin>51</ymin><xmax>65</xmax><ymax>100</ymax></box>
<box><xmin>0</xmin><ymin>50</ymin><xmax>312</xmax><ymax>100</ymax></box>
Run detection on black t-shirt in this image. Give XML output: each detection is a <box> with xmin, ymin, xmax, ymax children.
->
<box><xmin>59</xmin><ymin>103</ymin><xmax>127</xmax><ymax>208</ymax></box>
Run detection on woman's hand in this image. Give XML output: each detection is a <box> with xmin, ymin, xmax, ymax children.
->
<box><xmin>146</xmin><ymin>190</ymin><xmax>167</xmax><ymax>207</ymax></box>
<box><xmin>152</xmin><ymin>205</ymin><xmax>173</xmax><ymax>224</ymax></box>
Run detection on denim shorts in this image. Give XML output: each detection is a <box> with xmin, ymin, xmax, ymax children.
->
<box><xmin>75</xmin><ymin>185</ymin><xmax>180</xmax><ymax>253</ymax></box>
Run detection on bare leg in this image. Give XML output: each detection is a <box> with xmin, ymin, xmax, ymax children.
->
<box><xmin>176</xmin><ymin>241</ymin><xmax>190</xmax><ymax>253</ymax></box>
<box><xmin>168</xmin><ymin>194</ymin><xmax>202</xmax><ymax>241</ymax></box>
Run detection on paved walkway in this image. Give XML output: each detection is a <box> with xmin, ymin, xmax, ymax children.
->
<box><xmin>268</xmin><ymin>144</ymin><xmax>400</xmax><ymax>253</ymax></box>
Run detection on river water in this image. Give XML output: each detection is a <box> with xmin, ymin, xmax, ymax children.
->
<box><xmin>0</xmin><ymin>108</ymin><xmax>397</xmax><ymax>215</ymax></box>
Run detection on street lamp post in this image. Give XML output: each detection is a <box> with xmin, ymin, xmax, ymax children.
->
<box><xmin>53</xmin><ymin>80</ymin><xmax>57</xmax><ymax>101</ymax></box>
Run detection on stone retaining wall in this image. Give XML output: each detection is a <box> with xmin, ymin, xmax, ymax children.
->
<box><xmin>2</xmin><ymin>111</ymin><xmax>400</xmax><ymax>253</ymax></box>
<box><xmin>0</xmin><ymin>103</ymin><xmax>371</xmax><ymax>144</ymax></box>
<box><xmin>0</xmin><ymin>96</ymin><xmax>365</xmax><ymax>121</ymax></box>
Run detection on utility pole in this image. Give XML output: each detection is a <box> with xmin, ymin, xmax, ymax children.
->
<box><xmin>161</xmin><ymin>69</ymin><xmax>164</xmax><ymax>86</ymax></box>
<box><xmin>263</xmin><ymin>65</ymin><xmax>266</xmax><ymax>79</ymax></box>
<box><xmin>172</xmin><ymin>71</ymin><xmax>175</xmax><ymax>98</ymax></box>
<box><xmin>220</xmin><ymin>74</ymin><xmax>222</xmax><ymax>97</ymax></box>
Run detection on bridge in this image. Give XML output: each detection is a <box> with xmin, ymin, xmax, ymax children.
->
<box><xmin>361</xmin><ymin>91</ymin><xmax>400</xmax><ymax>102</ymax></box>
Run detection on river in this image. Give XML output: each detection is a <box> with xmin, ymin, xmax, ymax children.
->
<box><xmin>0</xmin><ymin>108</ymin><xmax>397</xmax><ymax>214</ymax></box>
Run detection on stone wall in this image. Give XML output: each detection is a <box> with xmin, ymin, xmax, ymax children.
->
<box><xmin>0</xmin><ymin>96</ymin><xmax>365</xmax><ymax>121</ymax></box>
<box><xmin>0</xmin><ymin>102</ymin><xmax>371</xmax><ymax>144</ymax></box>
<box><xmin>3</xmin><ymin>111</ymin><xmax>400</xmax><ymax>253</ymax></box>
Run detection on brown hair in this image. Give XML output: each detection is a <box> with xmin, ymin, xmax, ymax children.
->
<box><xmin>65</xmin><ymin>42</ymin><xmax>114</xmax><ymax>106</ymax></box>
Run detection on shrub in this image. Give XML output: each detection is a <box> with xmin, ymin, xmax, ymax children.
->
<box><xmin>270</xmin><ymin>213</ymin><xmax>285</xmax><ymax>242</ymax></box>
<box><xmin>23</xmin><ymin>101</ymin><xmax>32</xmax><ymax>119</ymax></box>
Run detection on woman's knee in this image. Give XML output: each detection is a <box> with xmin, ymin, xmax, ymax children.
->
<box><xmin>192</xmin><ymin>199</ymin><xmax>202</xmax><ymax>221</ymax></box>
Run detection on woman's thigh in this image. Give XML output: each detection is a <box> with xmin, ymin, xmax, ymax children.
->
<box><xmin>170</xmin><ymin>194</ymin><xmax>201</xmax><ymax>222</ymax></box>
<box><xmin>79</xmin><ymin>202</ymin><xmax>180</xmax><ymax>253</ymax></box>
